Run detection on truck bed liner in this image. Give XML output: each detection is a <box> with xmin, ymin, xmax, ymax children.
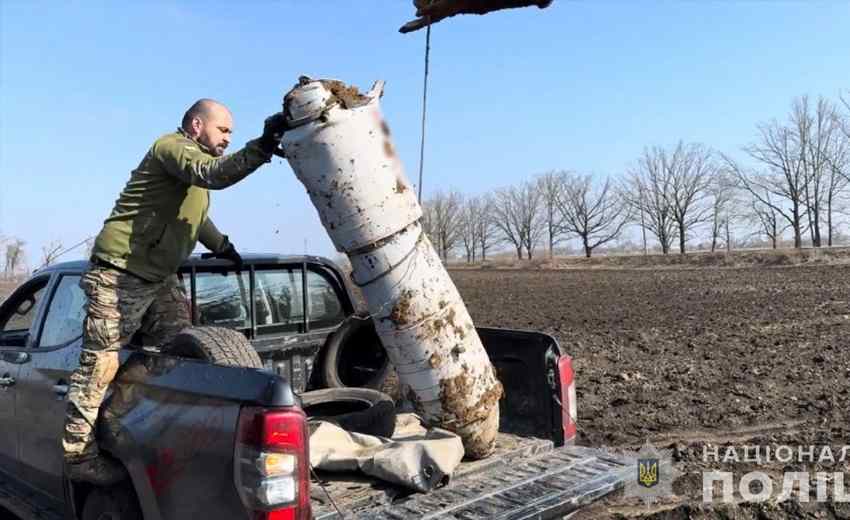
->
<box><xmin>311</xmin><ymin>433</ymin><xmax>632</xmax><ymax>519</ymax></box>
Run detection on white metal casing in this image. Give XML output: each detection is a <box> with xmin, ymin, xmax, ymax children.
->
<box><xmin>281</xmin><ymin>78</ymin><xmax>501</xmax><ymax>458</ymax></box>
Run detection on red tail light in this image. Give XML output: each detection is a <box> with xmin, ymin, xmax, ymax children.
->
<box><xmin>558</xmin><ymin>356</ymin><xmax>577</xmax><ymax>443</ymax></box>
<box><xmin>235</xmin><ymin>407</ymin><xmax>311</xmax><ymax>520</ymax></box>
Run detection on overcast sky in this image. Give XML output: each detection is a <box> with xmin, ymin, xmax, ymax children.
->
<box><xmin>2</xmin><ymin>1</ymin><xmax>849</xmax><ymax>266</ymax></box>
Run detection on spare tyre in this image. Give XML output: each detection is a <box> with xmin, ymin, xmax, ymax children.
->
<box><xmin>166</xmin><ymin>326</ymin><xmax>262</xmax><ymax>369</ymax></box>
<box><xmin>300</xmin><ymin>387</ymin><xmax>395</xmax><ymax>438</ymax></box>
<box><xmin>320</xmin><ymin>314</ymin><xmax>390</xmax><ymax>389</ymax></box>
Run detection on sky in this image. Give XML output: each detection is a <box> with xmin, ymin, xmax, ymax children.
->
<box><xmin>1</xmin><ymin>1</ymin><xmax>849</xmax><ymax>267</ymax></box>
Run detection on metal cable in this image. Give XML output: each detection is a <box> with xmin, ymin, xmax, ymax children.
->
<box><xmin>310</xmin><ymin>464</ymin><xmax>345</xmax><ymax>518</ymax></box>
<box><xmin>416</xmin><ymin>22</ymin><xmax>432</xmax><ymax>203</ymax></box>
<box><xmin>33</xmin><ymin>235</ymin><xmax>95</xmax><ymax>272</ymax></box>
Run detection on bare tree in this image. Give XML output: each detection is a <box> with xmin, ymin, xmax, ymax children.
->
<box><xmin>422</xmin><ymin>190</ymin><xmax>465</xmax><ymax>261</ymax></box>
<box><xmin>517</xmin><ymin>181</ymin><xmax>546</xmax><ymax>259</ymax></box>
<box><xmin>825</xmin><ymin>126</ymin><xmax>849</xmax><ymax>246</ymax></box>
<box><xmin>475</xmin><ymin>194</ymin><xmax>500</xmax><ymax>262</ymax></box>
<box><xmin>4</xmin><ymin>239</ymin><xmax>26</xmax><ymax>278</ymax></box>
<box><xmin>556</xmin><ymin>174</ymin><xmax>630</xmax><ymax>258</ymax></box>
<box><xmin>458</xmin><ymin>195</ymin><xmax>500</xmax><ymax>263</ymax></box>
<box><xmin>724</xmin><ymin>114</ymin><xmax>807</xmax><ymax>248</ymax></box>
<box><xmin>665</xmin><ymin>142</ymin><xmax>715</xmax><ymax>254</ymax></box>
<box><xmin>748</xmin><ymin>192</ymin><xmax>786</xmax><ymax>249</ymax></box>
<box><xmin>459</xmin><ymin>197</ymin><xmax>480</xmax><ymax>263</ymax></box>
<box><xmin>492</xmin><ymin>181</ymin><xmax>545</xmax><ymax>259</ymax></box>
<box><xmin>840</xmin><ymin>92</ymin><xmax>850</xmax><ymax>140</ymax></box>
<box><xmin>708</xmin><ymin>170</ymin><xmax>736</xmax><ymax>253</ymax></box>
<box><xmin>41</xmin><ymin>240</ymin><xmax>64</xmax><ymax>267</ymax></box>
<box><xmin>791</xmin><ymin>96</ymin><xmax>847</xmax><ymax>247</ymax></box>
<box><xmin>492</xmin><ymin>187</ymin><xmax>526</xmax><ymax>259</ymax></box>
<box><xmin>624</xmin><ymin>146</ymin><xmax>676</xmax><ymax>254</ymax></box>
<box><xmin>536</xmin><ymin>171</ymin><xmax>568</xmax><ymax>258</ymax></box>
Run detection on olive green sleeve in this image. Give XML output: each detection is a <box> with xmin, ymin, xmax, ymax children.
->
<box><xmin>198</xmin><ymin>218</ymin><xmax>227</xmax><ymax>252</ymax></box>
<box><xmin>153</xmin><ymin>136</ymin><xmax>272</xmax><ymax>190</ymax></box>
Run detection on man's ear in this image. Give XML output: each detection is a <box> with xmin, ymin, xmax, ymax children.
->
<box><xmin>190</xmin><ymin>116</ymin><xmax>204</xmax><ymax>137</ymax></box>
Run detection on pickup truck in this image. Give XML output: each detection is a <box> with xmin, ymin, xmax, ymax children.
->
<box><xmin>0</xmin><ymin>254</ymin><xmax>632</xmax><ymax>519</ymax></box>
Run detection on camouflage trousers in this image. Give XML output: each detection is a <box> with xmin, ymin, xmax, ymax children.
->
<box><xmin>63</xmin><ymin>266</ymin><xmax>190</xmax><ymax>462</ymax></box>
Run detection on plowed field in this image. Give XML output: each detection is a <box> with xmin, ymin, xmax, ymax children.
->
<box><xmin>452</xmin><ymin>266</ymin><xmax>850</xmax><ymax>518</ymax></box>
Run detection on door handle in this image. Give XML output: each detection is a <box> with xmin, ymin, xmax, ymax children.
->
<box><xmin>53</xmin><ymin>382</ymin><xmax>69</xmax><ymax>396</ymax></box>
<box><xmin>0</xmin><ymin>375</ymin><xmax>15</xmax><ymax>387</ymax></box>
<box><xmin>1</xmin><ymin>352</ymin><xmax>30</xmax><ymax>364</ymax></box>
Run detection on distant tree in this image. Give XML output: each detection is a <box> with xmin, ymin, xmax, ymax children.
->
<box><xmin>41</xmin><ymin>240</ymin><xmax>64</xmax><ymax>267</ymax></box>
<box><xmin>708</xmin><ymin>170</ymin><xmax>736</xmax><ymax>253</ymax></box>
<box><xmin>422</xmin><ymin>190</ymin><xmax>464</xmax><ymax>261</ymax></box>
<box><xmin>556</xmin><ymin>174</ymin><xmax>630</xmax><ymax>258</ymax></box>
<box><xmin>475</xmin><ymin>194</ymin><xmax>500</xmax><ymax>262</ymax></box>
<box><xmin>4</xmin><ymin>239</ymin><xmax>26</xmax><ymax>278</ymax></box>
<box><xmin>459</xmin><ymin>198</ymin><xmax>479</xmax><ymax>263</ymax></box>
<box><xmin>791</xmin><ymin>96</ymin><xmax>847</xmax><ymax>247</ymax></box>
<box><xmin>459</xmin><ymin>194</ymin><xmax>500</xmax><ymax>263</ymax></box>
<box><xmin>624</xmin><ymin>146</ymin><xmax>676</xmax><ymax>254</ymax></box>
<box><xmin>492</xmin><ymin>181</ymin><xmax>545</xmax><ymax>259</ymax></box>
<box><xmin>723</xmin><ymin>115</ymin><xmax>807</xmax><ymax>248</ymax></box>
<box><xmin>492</xmin><ymin>186</ymin><xmax>526</xmax><ymax>259</ymax></box>
<box><xmin>747</xmin><ymin>191</ymin><xmax>786</xmax><ymax>249</ymax></box>
<box><xmin>536</xmin><ymin>170</ymin><xmax>568</xmax><ymax>258</ymax></box>
<box><xmin>665</xmin><ymin>142</ymin><xmax>716</xmax><ymax>254</ymax></box>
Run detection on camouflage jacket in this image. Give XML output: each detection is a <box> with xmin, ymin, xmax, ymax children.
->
<box><xmin>91</xmin><ymin>128</ymin><xmax>271</xmax><ymax>282</ymax></box>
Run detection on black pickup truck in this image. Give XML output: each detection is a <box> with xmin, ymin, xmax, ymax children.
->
<box><xmin>0</xmin><ymin>254</ymin><xmax>632</xmax><ymax>519</ymax></box>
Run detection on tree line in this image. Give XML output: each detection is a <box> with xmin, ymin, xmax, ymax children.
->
<box><xmin>3</xmin><ymin>93</ymin><xmax>849</xmax><ymax>273</ymax></box>
<box><xmin>421</xmin><ymin>93</ymin><xmax>850</xmax><ymax>261</ymax></box>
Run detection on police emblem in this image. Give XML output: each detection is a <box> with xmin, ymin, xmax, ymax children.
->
<box><xmin>617</xmin><ymin>440</ymin><xmax>681</xmax><ymax>506</ymax></box>
<box><xmin>638</xmin><ymin>458</ymin><xmax>659</xmax><ymax>488</ymax></box>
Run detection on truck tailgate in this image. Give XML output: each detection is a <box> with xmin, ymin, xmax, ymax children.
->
<box><xmin>312</xmin><ymin>435</ymin><xmax>633</xmax><ymax>520</ymax></box>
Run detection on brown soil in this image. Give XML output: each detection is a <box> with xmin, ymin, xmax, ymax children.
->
<box><xmin>450</xmin><ymin>266</ymin><xmax>850</xmax><ymax>518</ymax></box>
<box><xmin>319</xmin><ymin>79</ymin><xmax>370</xmax><ymax>109</ymax></box>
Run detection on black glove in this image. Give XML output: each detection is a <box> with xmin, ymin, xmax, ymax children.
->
<box><xmin>259</xmin><ymin>112</ymin><xmax>289</xmax><ymax>154</ymax></box>
<box><xmin>201</xmin><ymin>236</ymin><xmax>243</xmax><ymax>270</ymax></box>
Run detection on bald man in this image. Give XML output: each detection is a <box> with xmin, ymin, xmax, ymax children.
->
<box><xmin>63</xmin><ymin>100</ymin><xmax>288</xmax><ymax>485</ymax></box>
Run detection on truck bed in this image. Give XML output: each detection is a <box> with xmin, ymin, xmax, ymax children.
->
<box><xmin>310</xmin><ymin>327</ymin><xmax>638</xmax><ymax>519</ymax></box>
<box><xmin>311</xmin><ymin>432</ymin><xmax>552</xmax><ymax>514</ymax></box>
<box><xmin>311</xmin><ymin>432</ymin><xmax>631</xmax><ymax>519</ymax></box>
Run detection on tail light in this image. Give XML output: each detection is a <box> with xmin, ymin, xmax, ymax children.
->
<box><xmin>235</xmin><ymin>407</ymin><xmax>311</xmax><ymax>520</ymax></box>
<box><xmin>558</xmin><ymin>356</ymin><xmax>577</xmax><ymax>443</ymax></box>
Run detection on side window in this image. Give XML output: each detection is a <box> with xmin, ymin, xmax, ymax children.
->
<box><xmin>254</xmin><ymin>269</ymin><xmax>304</xmax><ymax>332</ymax></box>
<box><xmin>2</xmin><ymin>284</ymin><xmax>47</xmax><ymax>333</ymax></box>
<box><xmin>195</xmin><ymin>272</ymin><xmax>250</xmax><ymax>329</ymax></box>
<box><xmin>38</xmin><ymin>276</ymin><xmax>86</xmax><ymax>348</ymax></box>
<box><xmin>306</xmin><ymin>269</ymin><xmax>345</xmax><ymax>330</ymax></box>
<box><xmin>38</xmin><ymin>276</ymin><xmax>86</xmax><ymax>347</ymax></box>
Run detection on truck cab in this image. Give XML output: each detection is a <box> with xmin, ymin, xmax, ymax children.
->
<box><xmin>0</xmin><ymin>254</ymin><xmax>633</xmax><ymax>520</ymax></box>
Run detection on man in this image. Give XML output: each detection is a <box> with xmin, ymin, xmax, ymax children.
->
<box><xmin>63</xmin><ymin>99</ymin><xmax>288</xmax><ymax>485</ymax></box>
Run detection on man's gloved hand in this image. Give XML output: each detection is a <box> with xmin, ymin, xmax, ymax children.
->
<box><xmin>259</xmin><ymin>112</ymin><xmax>289</xmax><ymax>155</ymax></box>
<box><xmin>201</xmin><ymin>236</ymin><xmax>243</xmax><ymax>270</ymax></box>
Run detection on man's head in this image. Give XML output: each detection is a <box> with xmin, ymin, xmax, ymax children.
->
<box><xmin>181</xmin><ymin>99</ymin><xmax>233</xmax><ymax>157</ymax></box>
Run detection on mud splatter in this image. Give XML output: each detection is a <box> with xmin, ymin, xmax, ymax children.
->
<box><xmin>394</xmin><ymin>178</ymin><xmax>408</xmax><ymax>193</ymax></box>
<box><xmin>320</xmin><ymin>79</ymin><xmax>370</xmax><ymax>109</ymax></box>
<box><xmin>439</xmin><ymin>367</ymin><xmax>503</xmax><ymax>427</ymax></box>
<box><xmin>388</xmin><ymin>290</ymin><xmax>417</xmax><ymax>326</ymax></box>
<box><xmin>384</xmin><ymin>140</ymin><xmax>396</xmax><ymax>158</ymax></box>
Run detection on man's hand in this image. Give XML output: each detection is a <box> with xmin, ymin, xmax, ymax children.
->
<box><xmin>201</xmin><ymin>236</ymin><xmax>243</xmax><ymax>270</ymax></box>
<box><xmin>259</xmin><ymin>112</ymin><xmax>289</xmax><ymax>154</ymax></box>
